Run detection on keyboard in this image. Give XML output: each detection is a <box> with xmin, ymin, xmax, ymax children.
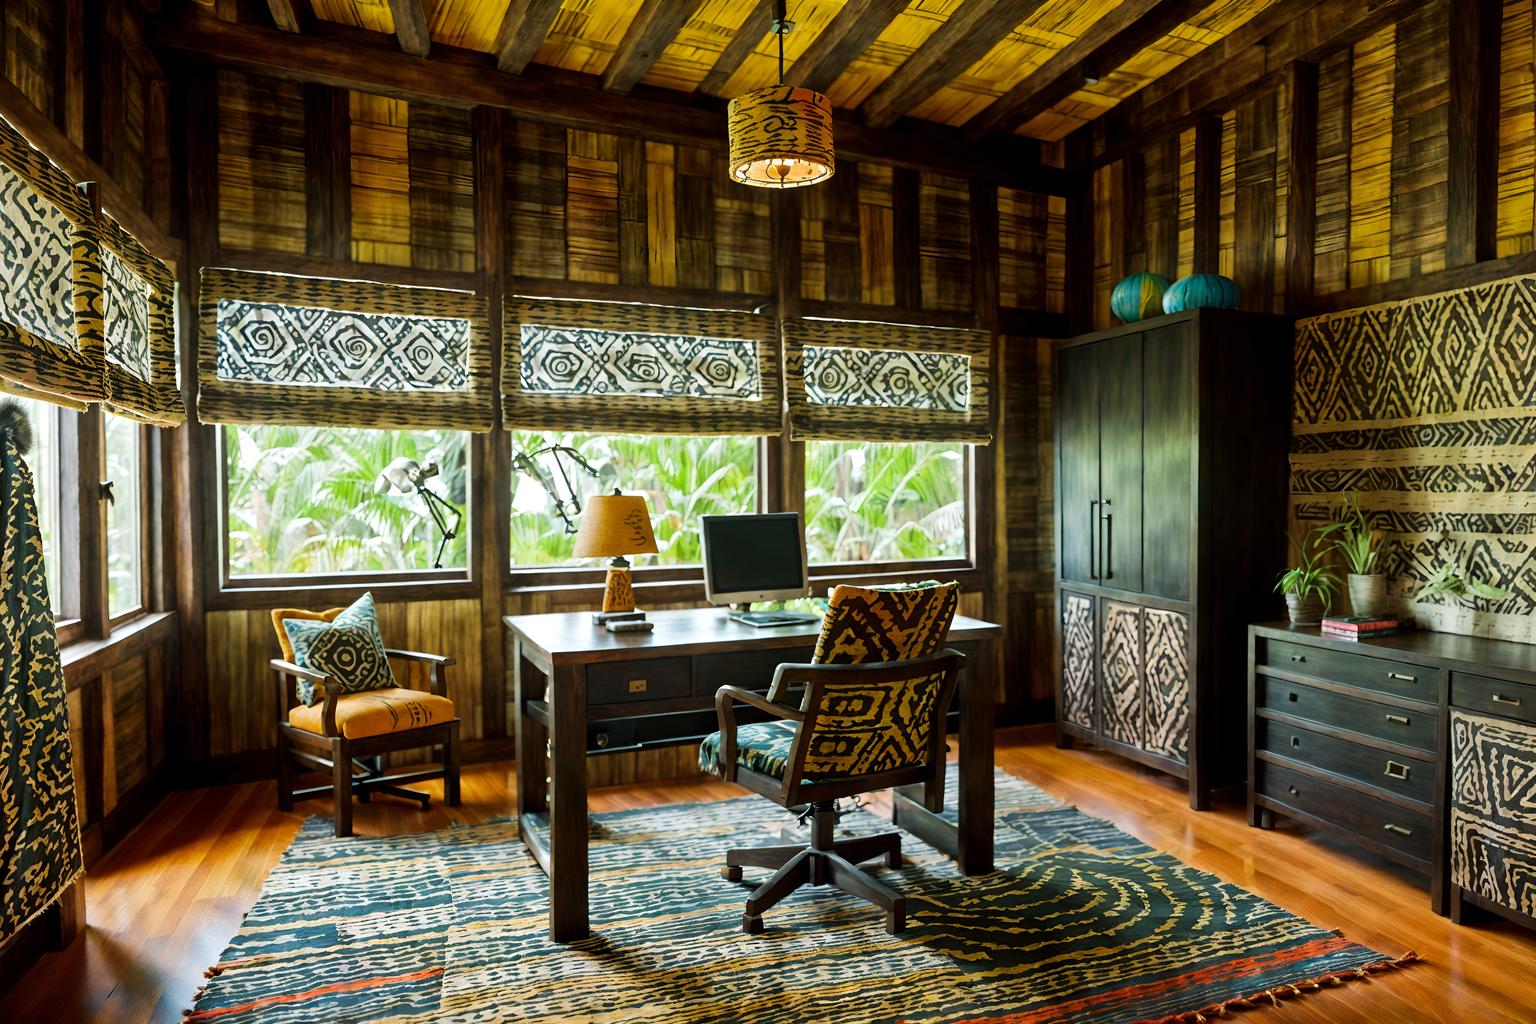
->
<box><xmin>730</xmin><ymin>611</ymin><xmax>823</xmax><ymax>628</ymax></box>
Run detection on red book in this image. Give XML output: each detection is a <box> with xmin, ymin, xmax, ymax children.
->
<box><xmin>1322</xmin><ymin>626</ymin><xmax>1399</xmax><ymax>640</ymax></box>
<box><xmin>1321</xmin><ymin>616</ymin><xmax>1399</xmax><ymax>632</ymax></box>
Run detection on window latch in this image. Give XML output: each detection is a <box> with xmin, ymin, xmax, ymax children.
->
<box><xmin>100</xmin><ymin>479</ymin><xmax>115</xmax><ymax>505</ymax></box>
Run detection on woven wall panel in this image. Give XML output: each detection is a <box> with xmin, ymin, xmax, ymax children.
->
<box><xmin>218</xmin><ymin>70</ymin><xmax>306</xmax><ymax>255</ymax></box>
<box><xmin>1218</xmin><ymin>109</ymin><xmax>1236</xmax><ymax>279</ymax></box>
<box><xmin>350</xmin><ymin>92</ymin><xmax>411</xmax><ymax>267</ymax></box>
<box><xmin>857</xmin><ymin>163</ymin><xmax>896</xmax><ymax>305</ymax></box>
<box><xmin>1176</xmin><ymin>126</ymin><xmax>1196</xmax><ymax>279</ymax></box>
<box><xmin>1387</xmin><ymin>2</ymin><xmax>1448</xmax><ymax>280</ymax></box>
<box><xmin>1090</xmin><ymin>161</ymin><xmax>1124</xmax><ymax>329</ymax></box>
<box><xmin>1046</xmin><ymin>195</ymin><xmax>1067</xmax><ymax>315</ymax></box>
<box><xmin>1233</xmin><ymin>93</ymin><xmax>1278</xmax><ymax>313</ymax></box>
<box><xmin>1314</xmin><ymin>49</ymin><xmax>1353</xmax><ymax>296</ymax></box>
<box><xmin>199</xmin><ymin>268</ymin><xmax>493</xmax><ymax>431</ymax></box>
<box><xmin>919</xmin><ymin>172</ymin><xmax>972</xmax><ymax>313</ymax></box>
<box><xmin>784</xmin><ymin>318</ymin><xmax>991</xmax><ymax>444</ymax></box>
<box><xmin>999</xmin><ymin>187</ymin><xmax>1050</xmax><ymax>310</ymax></box>
<box><xmin>505</xmin><ymin>118</ymin><xmax>567</xmax><ymax>279</ymax></box>
<box><xmin>3</xmin><ymin>0</ymin><xmax>58</xmax><ymax>123</ymax></box>
<box><xmin>1292</xmin><ymin>272</ymin><xmax>1536</xmax><ymax>642</ymax></box>
<box><xmin>406</xmin><ymin>103</ymin><xmax>475</xmax><ymax>273</ymax></box>
<box><xmin>503</xmin><ymin>297</ymin><xmax>781</xmax><ymax>435</ymax></box>
<box><xmin>1141</xmin><ymin>136</ymin><xmax>1180</xmax><ymax>280</ymax></box>
<box><xmin>1498</xmin><ymin>0</ymin><xmax>1536</xmax><ymax>258</ymax></box>
<box><xmin>99</xmin><ymin>215</ymin><xmax>182</xmax><ymax>426</ymax></box>
<box><xmin>1348</xmin><ymin>24</ymin><xmax>1396</xmax><ymax>290</ymax></box>
<box><xmin>0</xmin><ymin>117</ymin><xmax>106</xmax><ymax>406</ymax></box>
<box><xmin>800</xmin><ymin>157</ymin><xmax>863</xmax><ymax>304</ymax></box>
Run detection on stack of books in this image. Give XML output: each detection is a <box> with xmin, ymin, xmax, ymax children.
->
<box><xmin>1321</xmin><ymin>615</ymin><xmax>1399</xmax><ymax>640</ymax></box>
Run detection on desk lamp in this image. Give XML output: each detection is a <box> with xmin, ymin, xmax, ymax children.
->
<box><xmin>574</xmin><ymin>490</ymin><xmax>658</xmax><ymax>622</ymax></box>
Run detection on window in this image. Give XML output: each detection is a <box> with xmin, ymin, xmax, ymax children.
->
<box><xmin>105</xmin><ymin>414</ymin><xmax>144</xmax><ymax>617</ymax></box>
<box><xmin>805</xmin><ymin>441</ymin><xmax>968</xmax><ymax>564</ymax></box>
<box><xmin>509</xmin><ymin>431</ymin><xmax>758</xmax><ymax>568</ymax></box>
<box><xmin>222</xmin><ymin>424</ymin><xmax>469</xmax><ymax>578</ymax></box>
<box><xmin>11</xmin><ymin>396</ymin><xmax>63</xmax><ymax>614</ymax></box>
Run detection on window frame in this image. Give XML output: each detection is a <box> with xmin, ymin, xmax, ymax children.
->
<box><xmin>104</xmin><ymin>415</ymin><xmax>152</xmax><ymax>626</ymax></box>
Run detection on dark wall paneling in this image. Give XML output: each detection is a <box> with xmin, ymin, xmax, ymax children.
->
<box><xmin>857</xmin><ymin>163</ymin><xmax>895</xmax><ymax>305</ymax></box>
<box><xmin>407</xmin><ymin>102</ymin><xmax>475</xmax><ymax>273</ymax></box>
<box><xmin>919</xmin><ymin>171</ymin><xmax>972</xmax><ymax>313</ymax></box>
<box><xmin>1217</xmin><ymin>109</ymin><xmax>1236</xmax><ymax>281</ymax></box>
<box><xmin>1142</xmin><ymin>135</ymin><xmax>1180</xmax><ymax>280</ymax></box>
<box><xmin>505</xmin><ymin>116</ymin><xmax>568</xmax><ymax>279</ymax></box>
<box><xmin>1345</xmin><ymin>23</ymin><xmax>1396</xmax><ymax>290</ymax></box>
<box><xmin>217</xmin><ymin>68</ymin><xmax>307</xmax><ymax>255</ymax></box>
<box><xmin>673</xmin><ymin>144</ymin><xmax>715</xmax><ymax>291</ymax></box>
<box><xmin>1090</xmin><ymin>160</ymin><xmax>1125</xmax><ymax>329</ymax></box>
<box><xmin>1233</xmin><ymin>91</ymin><xmax>1278</xmax><ymax>313</ymax></box>
<box><xmin>711</xmin><ymin>154</ymin><xmax>771</xmax><ymax>295</ymax></box>
<box><xmin>1314</xmin><ymin>48</ymin><xmax>1354</xmax><ymax>295</ymax></box>
<box><xmin>1002</xmin><ymin>334</ymin><xmax>1054</xmax><ymax>713</ymax></box>
<box><xmin>3</xmin><ymin>0</ymin><xmax>58</xmax><ymax>122</ymax></box>
<box><xmin>1387</xmin><ymin>0</ymin><xmax>1450</xmax><ymax>281</ymax></box>
<box><xmin>565</xmin><ymin>128</ymin><xmax>621</xmax><ymax>284</ymax></box>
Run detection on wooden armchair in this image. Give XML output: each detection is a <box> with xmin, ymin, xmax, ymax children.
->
<box><xmin>273</xmin><ymin>647</ymin><xmax>461</xmax><ymax>837</ymax></box>
<box><xmin>703</xmin><ymin>648</ymin><xmax>963</xmax><ymax>934</ymax></box>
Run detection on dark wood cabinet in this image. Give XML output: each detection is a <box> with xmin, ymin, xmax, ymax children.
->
<box><xmin>1054</xmin><ymin>308</ymin><xmax>1292</xmax><ymax>808</ymax></box>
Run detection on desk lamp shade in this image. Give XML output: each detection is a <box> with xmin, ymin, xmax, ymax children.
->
<box><xmin>574</xmin><ymin>492</ymin><xmax>658</xmax><ymax>614</ymax></box>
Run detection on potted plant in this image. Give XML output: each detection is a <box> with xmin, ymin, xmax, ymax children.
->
<box><xmin>1319</xmin><ymin>493</ymin><xmax>1387</xmax><ymax>617</ymax></box>
<box><xmin>1275</xmin><ymin>527</ymin><xmax>1340</xmax><ymax>626</ymax></box>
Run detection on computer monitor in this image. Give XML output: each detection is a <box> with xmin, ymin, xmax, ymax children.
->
<box><xmin>701</xmin><ymin>513</ymin><xmax>811</xmax><ymax>618</ymax></box>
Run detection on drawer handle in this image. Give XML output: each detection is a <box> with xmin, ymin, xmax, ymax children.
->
<box><xmin>1384</xmin><ymin>713</ymin><xmax>1410</xmax><ymax>726</ymax></box>
<box><xmin>1383</xmin><ymin>760</ymin><xmax>1410</xmax><ymax>781</ymax></box>
<box><xmin>595</xmin><ymin>731</ymin><xmax>610</xmax><ymax>748</ymax></box>
<box><xmin>1382</xmin><ymin>823</ymin><xmax>1414</xmax><ymax>837</ymax></box>
<box><xmin>1387</xmin><ymin>672</ymin><xmax>1417</xmax><ymax>683</ymax></box>
<box><xmin>1492</xmin><ymin>693</ymin><xmax>1523</xmax><ymax>707</ymax></box>
<box><xmin>1287</xmin><ymin>785</ymin><xmax>1299</xmax><ymax>796</ymax></box>
<box><xmin>1290</xmin><ymin>735</ymin><xmax>1301</xmax><ymax>748</ymax></box>
<box><xmin>1288</xmin><ymin>692</ymin><xmax>1299</xmax><ymax>702</ymax></box>
<box><xmin>1290</xmin><ymin>654</ymin><xmax>1306</xmax><ymax>663</ymax></box>
<box><xmin>627</xmin><ymin>678</ymin><xmax>648</xmax><ymax>694</ymax></box>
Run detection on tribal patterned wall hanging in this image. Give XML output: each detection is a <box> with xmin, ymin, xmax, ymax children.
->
<box><xmin>1450</xmin><ymin>710</ymin><xmax>1536</xmax><ymax>918</ymax></box>
<box><xmin>1292</xmin><ymin>272</ymin><xmax>1536</xmax><ymax>643</ymax></box>
<box><xmin>0</xmin><ymin>116</ymin><xmax>106</xmax><ymax>407</ymax></box>
<box><xmin>783</xmin><ymin>318</ymin><xmax>991</xmax><ymax>443</ymax></box>
<box><xmin>102</xmin><ymin>247</ymin><xmax>150</xmax><ymax>380</ymax></box>
<box><xmin>98</xmin><ymin>214</ymin><xmax>182</xmax><ymax>426</ymax></box>
<box><xmin>503</xmin><ymin>297</ymin><xmax>781</xmax><ymax>436</ymax></box>
<box><xmin>199</xmin><ymin>268</ymin><xmax>494</xmax><ymax>431</ymax></box>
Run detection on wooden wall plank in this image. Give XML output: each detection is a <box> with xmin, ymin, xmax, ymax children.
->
<box><xmin>305</xmin><ymin>84</ymin><xmax>351</xmax><ymax>260</ymax></box>
<box><xmin>616</xmin><ymin>136</ymin><xmax>648</xmax><ymax>286</ymax></box>
<box><xmin>920</xmin><ymin>172</ymin><xmax>972</xmax><ymax>313</ymax></box>
<box><xmin>1497</xmin><ymin>0</ymin><xmax>1535</xmax><ymax>258</ymax></box>
<box><xmin>999</xmin><ymin>187</ymin><xmax>1049</xmax><ymax>311</ymax></box>
<box><xmin>506</xmin><ymin>117</ymin><xmax>567</xmax><ymax>279</ymax></box>
<box><xmin>1192</xmin><ymin>115</ymin><xmax>1222</xmax><ymax>274</ymax></box>
<box><xmin>1234</xmin><ymin>92</ymin><xmax>1278</xmax><ymax>312</ymax></box>
<box><xmin>111</xmin><ymin>657</ymin><xmax>149</xmax><ymax>797</ymax></box>
<box><xmin>1143</xmin><ymin>135</ymin><xmax>1180</xmax><ymax>279</ymax></box>
<box><xmin>349</xmin><ymin>91</ymin><xmax>412</xmax><ymax>266</ymax></box>
<box><xmin>1447</xmin><ymin>0</ymin><xmax>1502</xmax><ymax>266</ymax></box>
<box><xmin>1347</xmin><ymin>24</ymin><xmax>1396</xmax><ymax>289</ymax></box>
<box><xmin>218</xmin><ymin>69</ymin><xmax>306</xmax><ymax>255</ymax></box>
<box><xmin>1285</xmin><ymin>61</ymin><xmax>1320</xmax><ymax>313</ymax></box>
<box><xmin>565</xmin><ymin>128</ymin><xmax>621</xmax><ymax>284</ymax></box>
<box><xmin>407</xmin><ymin>102</ymin><xmax>475</xmax><ymax>272</ymax></box>
<box><xmin>1387</xmin><ymin>2</ymin><xmax>1449</xmax><ymax>281</ymax></box>
<box><xmin>674</xmin><ymin>145</ymin><xmax>715</xmax><ymax>291</ymax></box>
<box><xmin>858</xmin><ymin>164</ymin><xmax>896</xmax><ymax>305</ymax></box>
<box><xmin>644</xmin><ymin>141</ymin><xmax>676</xmax><ymax>287</ymax></box>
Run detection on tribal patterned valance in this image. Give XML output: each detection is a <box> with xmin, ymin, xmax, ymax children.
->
<box><xmin>0</xmin><ymin>116</ymin><xmax>106</xmax><ymax>408</ymax></box>
<box><xmin>199</xmin><ymin>268</ymin><xmax>494</xmax><ymax>431</ymax></box>
<box><xmin>99</xmin><ymin>214</ymin><xmax>182</xmax><ymax>426</ymax></box>
<box><xmin>503</xmin><ymin>297</ymin><xmax>781</xmax><ymax>435</ymax></box>
<box><xmin>784</xmin><ymin>318</ymin><xmax>991</xmax><ymax>443</ymax></box>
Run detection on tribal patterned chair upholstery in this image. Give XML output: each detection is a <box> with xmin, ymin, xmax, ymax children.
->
<box><xmin>700</xmin><ymin>581</ymin><xmax>962</xmax><ymax>934</ymax></box>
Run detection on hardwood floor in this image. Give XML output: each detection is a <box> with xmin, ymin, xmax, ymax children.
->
<box><xmin>3</xmin><ymin>725</ymin><xmax>1533</xmax><ymax>1023</ymax></box>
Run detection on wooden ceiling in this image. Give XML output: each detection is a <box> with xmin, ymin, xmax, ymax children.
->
<box><xmin>199</xmin><ymin>0</ymin><xmax>1289</xmax><ymax>143</ymax></box>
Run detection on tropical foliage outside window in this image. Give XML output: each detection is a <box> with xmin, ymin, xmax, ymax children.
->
<box><xmin>105</xmin><ymin>413</ymin><xmax>143</xmax><ymax>616</ymax></box>
<box><xmin>223</xmin><ymin>425</ymin><xmax>469</xmax><ymax>576</ymax></box>
<box><xmin>509</xmin><ymin>431</ymin><xmax>757</xmax><ymax>567</ymax></box>
<box><xmin>805</xmin><ymin>441</ymin><xmax>967</xmax><ymax>563</ymax></box>
<box><xmin>12</xmin><ymin>396</ymin><xmax>62</xmax><ymax>613</ymax></box>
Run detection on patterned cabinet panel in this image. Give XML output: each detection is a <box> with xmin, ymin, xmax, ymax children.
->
<box><xmin>1142</xmin><ymin>609</ymin><xmax>1190</xmax><ymax>762</ymax></box>
<box><xmin>1060</xmin><ymin>593</ymin><xmax>1095</xmax><ymax>730</ymax></box>
<box><xmin>1100</xmin><ymin>601</ymin><xmax>1143</xmax><ymax>748</ymax></box>
<box><xmin>1451</xmin><ymin>710</ymin><xmax>1536</xmax><ymax>920</ymax></box>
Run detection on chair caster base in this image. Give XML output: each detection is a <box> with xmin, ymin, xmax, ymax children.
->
<box><xmin>743</xmin><ymin>914</ymin><xmax>763</xmax><ymax>934</ymax></box>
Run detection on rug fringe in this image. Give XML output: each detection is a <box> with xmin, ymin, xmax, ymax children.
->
<box><xmin>1134</xmin><ymin>952</ymin><xmax>1421</xmax><ymax>1024</ymax></box>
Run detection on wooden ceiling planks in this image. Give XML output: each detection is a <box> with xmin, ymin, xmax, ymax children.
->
<box><xmin>492</xmin><ymin>0</ymin><xmax>567</xmax><ymax>74</ymax></box>
<box><xmin>697</xmin><ymin>0</ymin><xmax>773</xmax><ymax>98</ymax></box>
<box><xmin>602</xmin><ymin>0</ymin><xmax>706</xmax><ymax>93</ymax></box>
<box><xmin>784</xmin><ymin>0</ymin><xmax>910</xmax><ymax>95</ymax></box>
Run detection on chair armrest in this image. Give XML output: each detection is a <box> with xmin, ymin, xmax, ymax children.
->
<box><xmin>270</xmin><ymin>659</ymin><xmax>337</xmax><ymax>729</ymax></box>
<box><xmin>713</xmin><ymin>686</ymin><xmax>802</xmax><ymax>781</ymax></box>
<box><xmin>270</xmin><ymin>658</ymin><xmax>328</xmax><ymax>684</ymax></box>
<box><xmin>384</xmin><ymin>648</ymin><xmax>456</xmax><ymax>667</ymax></box>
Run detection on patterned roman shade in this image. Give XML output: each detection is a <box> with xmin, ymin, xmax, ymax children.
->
<box><xmin>783</xmin><ymin>318</ymin><xmax>992</xmax><ymax>443</ymax></box>
<box><xmin>0</xmin><ymin>117</ymin><xmax>106</xmax><ymax>407</ymax></box>
<box><xmin>99</xmin><ymin>214</ymin><xmax>182</xmax><ymax>426</ymax></box>
<box><xmin>198</xmin><ymin>268</ymin><xmax>495</xmax><ymax>431</ymax></box>
<box><xmin>503</xmin><ymin>297</ymin><xmax>782</xmax><ymax>435</ymax></box>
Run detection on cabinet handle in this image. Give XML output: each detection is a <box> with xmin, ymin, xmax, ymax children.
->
<box><xmin>1290</xmin><ymin>654</ymin><xmax>1306</xmax><ymax>663</ymax></box>
<box><xmin>1383</xmin><ymin>760</ymin><xmax>1410</xmax><ymax>780</ymax></box>
<box><xmin>595</xmin><ymin>731</ymin><xmax>610</xmax><ymax>748</ymax></box>
<box><xmin>1287</xmin><ymin>785</ymin><xmax>1299</xmax><ymax>796</ymax></box>
<box><xmin>1287</xmin><ymin>691</ymin><xmax>1299</xmax><ymax>702</ymax></box>
<box><xmin>1290</xmin><ymin>735</ymin><xmax>1300</xmax><ymax>748</ymax></box>
<box><xmin>1102</xmin><ymin>500</ymin><xmax>1114</xmax><ymax>580</ymax></box>
<box><xmin>1387</xmin><ymin>672</ymin><xmax>1417</xmax><ymax>683</ymax></box>
<box><xmin>627</xmin><ymin>678</ymin><xmax>648</xmax><ymax>694</ymax></box>
<box><xmin>1382</xmin><ymin>823</ymin><xmax>1414</xmax><ymax>837</ymax></box>
<box><xmin>1492</xmin><ymin>693</ymin><xmax>1523</xmax><ymax>707</ymax></box>
<box><xmin>1088</xmin><ymin>500</ymin><xmax>1099</xmax><ymax>580</ymax></box>
<box><xmin>1384</xmin><ymin>713</ymin><xmax>1410</xmax><ymax>726</ymax></box>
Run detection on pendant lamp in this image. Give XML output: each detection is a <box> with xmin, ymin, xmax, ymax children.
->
<box><xmin>727</xmin><ymin>0</ymin><xmax>835</xmax><ymax>188</ymax></box>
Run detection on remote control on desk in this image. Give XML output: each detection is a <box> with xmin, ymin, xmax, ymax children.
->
<box><xmin>606</xmin><ymin>620</ymin><xmax>655</xmax><ymax>633</ymax></box>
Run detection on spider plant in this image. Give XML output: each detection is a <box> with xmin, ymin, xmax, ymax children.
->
<box><xmin>1318</xmin><ymin>492</ymin><xmax>1379</xmax><ymax>576</ymax></box>
<box><xmin>1416</xmin><ymin>562</ymin><xmax>1512</xmax><ymax>605</ymax></box>
<box><xmin>1275</xmin><ymin>527</ymin><xmax>1340</xmax><ymax>620</ymax></box>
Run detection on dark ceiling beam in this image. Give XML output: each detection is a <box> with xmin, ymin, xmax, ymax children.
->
<box><xmin>698</xmin><ymin>0</ymin><xmax>773</xmax><ymax>99</ymax></box>
<box><xmin>860</xmin><ymin>0</ymin><xmax>1045</xmax><ymax>130</ymax></box>
<box><xmin>963</xmin><ymin>0</ymin><xmax>1207</xmax><ymax>139</ymax></box>
<box><xmin>265</xmin><ymin>0</ymin><xmax>303</xmax><ymax>33</ymax></box>
<box><xmin>151</xmin><ymin>12</ymin><xmax>1071</xmax><ymax>193</ymax></box>
<box><xmin>1087</xmin><ymin>0</ymin><xmax>1423</xmax><ymax>168</ymax></box>
<box><xmin>602</xmin><ymin>0</ymin><xmax>704</xmax><ymax>93</ymax></box>
<box><xmin>784</xmin><ymin>0</ymin><xmax>908</xmax><ymax>94</ymax></box>
<box><xmin>386</xmin><ymin>0</ymin><xmax>431</xmax><ymax>57</ymax></box>
<box><xmin>492</xmin><ymin>0</ymin><xmax>565</xmax><ymax>74</ymax></box>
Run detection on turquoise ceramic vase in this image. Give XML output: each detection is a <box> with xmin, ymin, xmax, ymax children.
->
<box><xmin>1162</xmin><ymin>273</ymin><xmax>1240</xmax><ymax>314</ymax></box>
<box><xmin>1110</xmin><ymin>272</ymin><xmax>1171</xmax><ymax>323</ymax></box>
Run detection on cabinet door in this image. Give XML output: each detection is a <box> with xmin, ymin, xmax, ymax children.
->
<box><xmin>1060</xmin><ymin>592</ymin><xmax>1096</xmax><ymax>729</ymax></box>
<box><xmin>1100</xmin><ymin>600</ymin><xmax>1143</xmax><ymax>747</ymax></box>
<box><xmin>1057</xmin><ymin>343</ymin><xmax>1101</xmax><ymax>584</ymax></box>
<box><xmin>1141</xmin><ymin>324</ymin><xmax>1193</xmax><ymax>600</ymax></box>
<box><xmin>1142</xmin><ymin>608</ymin><xmax>1190</xmax><ymax>762</ymax></box>
<box><xmin>1098</xmin><ymin>334</ymin><xmax>1143</xmax><ymax>592</ymax></box>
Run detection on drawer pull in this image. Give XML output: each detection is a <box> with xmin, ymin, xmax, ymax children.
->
<box><xmin>1492</xmin><ymin>693</ymin><xmax>1523</xmax><ymax>707</ymax></box>
<box><xmin>627</xmin><ymin>678</ymin><xmax>648</xmax><ymax>694</ymax></box>
<box><xmin>1288</xmin><ymin>692</ymin><xmax>1299</xmax><ymax>702</ymax></box>
<box><xmin>1382</xmin><ymin>823</ymin><xmax>1414</xmax><ymax>837</ymax></box>
<box><xmin>1387</xmin><ymin>672</ymin><xmax>1417</xmax><ymax>683</ymax></box>
<box><xmin>1287</xmin><ymin>785</ymin><xmax>1299</xmax><ymax>796</ymax></box>
<box><xmin>595</xmin><ymin>731</ymin><xmax>610</xmax><ymax>749</ymax></box>
<box><xmin>1290</xmin><ymin>735</ymin><xmax>1301</xmax><ymax>748</ymax></box>
<box><xmin>1290</xmin><ymin>654</ymin><xmax>1306</xmax><ymax>663</ymax></box>
<box><xmin>1383</xmin><ymin>760</ymin><xmax>1411</xmax><ymax>781</ymax></box>
<box><xmin>1384</xmin><ymin>713</ymin><xmax>1410</xmax><ymax>726</ymax></box>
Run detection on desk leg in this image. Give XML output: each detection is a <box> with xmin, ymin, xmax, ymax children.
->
<box><xmin>957</xmin><ymin>636</ymin><xmax>995</xmax><ymax>875</ymax></box>
<box><xmin>513</xmin><ymin>641</ymin><xmax>547</xmax><ymax>818</ymax></box>
<box><xmin>547</xmin><ymin>662</ymin><xmax>589</xmax><ymax>942</ymax></box>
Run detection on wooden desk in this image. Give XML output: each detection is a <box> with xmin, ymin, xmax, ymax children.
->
<box><xmin>505</xmin><ymin>606</ymin><xmax>1002</xmax><ymax>942</ymax></box>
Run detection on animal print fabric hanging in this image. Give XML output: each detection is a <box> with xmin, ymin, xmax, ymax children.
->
<box><xmin>801</xmin><ymin>345</ymin><xmax>969</xmax><ymax>412</ymax></box>
<box><xmin>98</xmin><ymin>214</ymin><xmax>183</xmax><ymax>426</ymax></box>
<box><xmin>518</xmin><ymin>325</ymin><xmax>760</xmax><ymax>399</ymax></box>
<box><xmin>0</xmin><ymin>160</ymin><xmax>75</xmax><ymax>351</ymax></box>
<box><xmin>1292</xmin><ymin>273</ymin><xmax>1536</xmax><ymax>642</ymax></box>
<box><xmin>0</xmin><ymin>421</ymin><xmax>83</xmax><ymax>941</ymax></box>
<box><xmin>1450</xmin><ymin>710</ymin><xmax>1536</xmax><ymax>918</ymax></box>
<box><xmin>102</xmin><ymin>245</ymin><xmax>151</xmax><ymax>382</ymax></box>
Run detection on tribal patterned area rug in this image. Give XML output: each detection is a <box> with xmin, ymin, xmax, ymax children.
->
<box><xmin>187</xmin><ymin>771</ymin><xmax>1413</xmax><ymax>1024</ymax></box>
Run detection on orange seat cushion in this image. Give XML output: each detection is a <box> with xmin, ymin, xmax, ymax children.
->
<box><xmin>288</xmin><ymin>687</ymin><xmax>456</xmax><ymax>739</ymax></box>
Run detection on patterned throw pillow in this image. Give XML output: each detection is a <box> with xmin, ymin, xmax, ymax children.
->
<box><xmin>281</xmin><ymin>592</ymin><xmax>395</xmax><ymax>704</ymax></box>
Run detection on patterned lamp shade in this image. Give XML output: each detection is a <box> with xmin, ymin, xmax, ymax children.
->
<box><xmin>727</xmin><ymin>86</ymin><xmax>835</xmax><ymax>189</ymax></box>
<box><xmin>1163</xmin><ymin>273</ymin><xmax>1241</xmax><ymax>314</ymax></box>
<box><xmin>574</xmin><ymin>492</ymin><xmax>658</xmax><ymax>559</ymax></box>
<box><xmin>1110</xmin><ymin>273</ymin><xmax>1171</xmax><ymax>323</ymax></box>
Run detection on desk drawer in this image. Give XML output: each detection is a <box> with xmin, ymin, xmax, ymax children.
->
<box><xmin>1255</xmin><ymin>719</ymin><xmax>1434</xmax><ymax>805</ymax></box>
<box><xmin>1264</xmin><ymin>639</ymin><xmax>1429</xmax><ymax>702</ymax></box>
<box><xmin>1257</xmin><ymin>678</ymin><xmax>1436</xmax><ymax>752</ymax></box>
<box><xmin>1256</xmin><ymin>761</ymin><xmax>1432</xmax><ymax>863</ymax></box>
<box><xmin>1451</xmin><ymin>672</ymin><xmax>1536</xmax><ymax>726</ymax></box>
<box><xmin>587</xmin><ymin>657</ymin><xmax>692</xmax><ymax>705</ymax></box>
<box><xmin>694</xmin><ymin>647</ymin><xmax>815</xmax><ymax>698</ymax></box>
